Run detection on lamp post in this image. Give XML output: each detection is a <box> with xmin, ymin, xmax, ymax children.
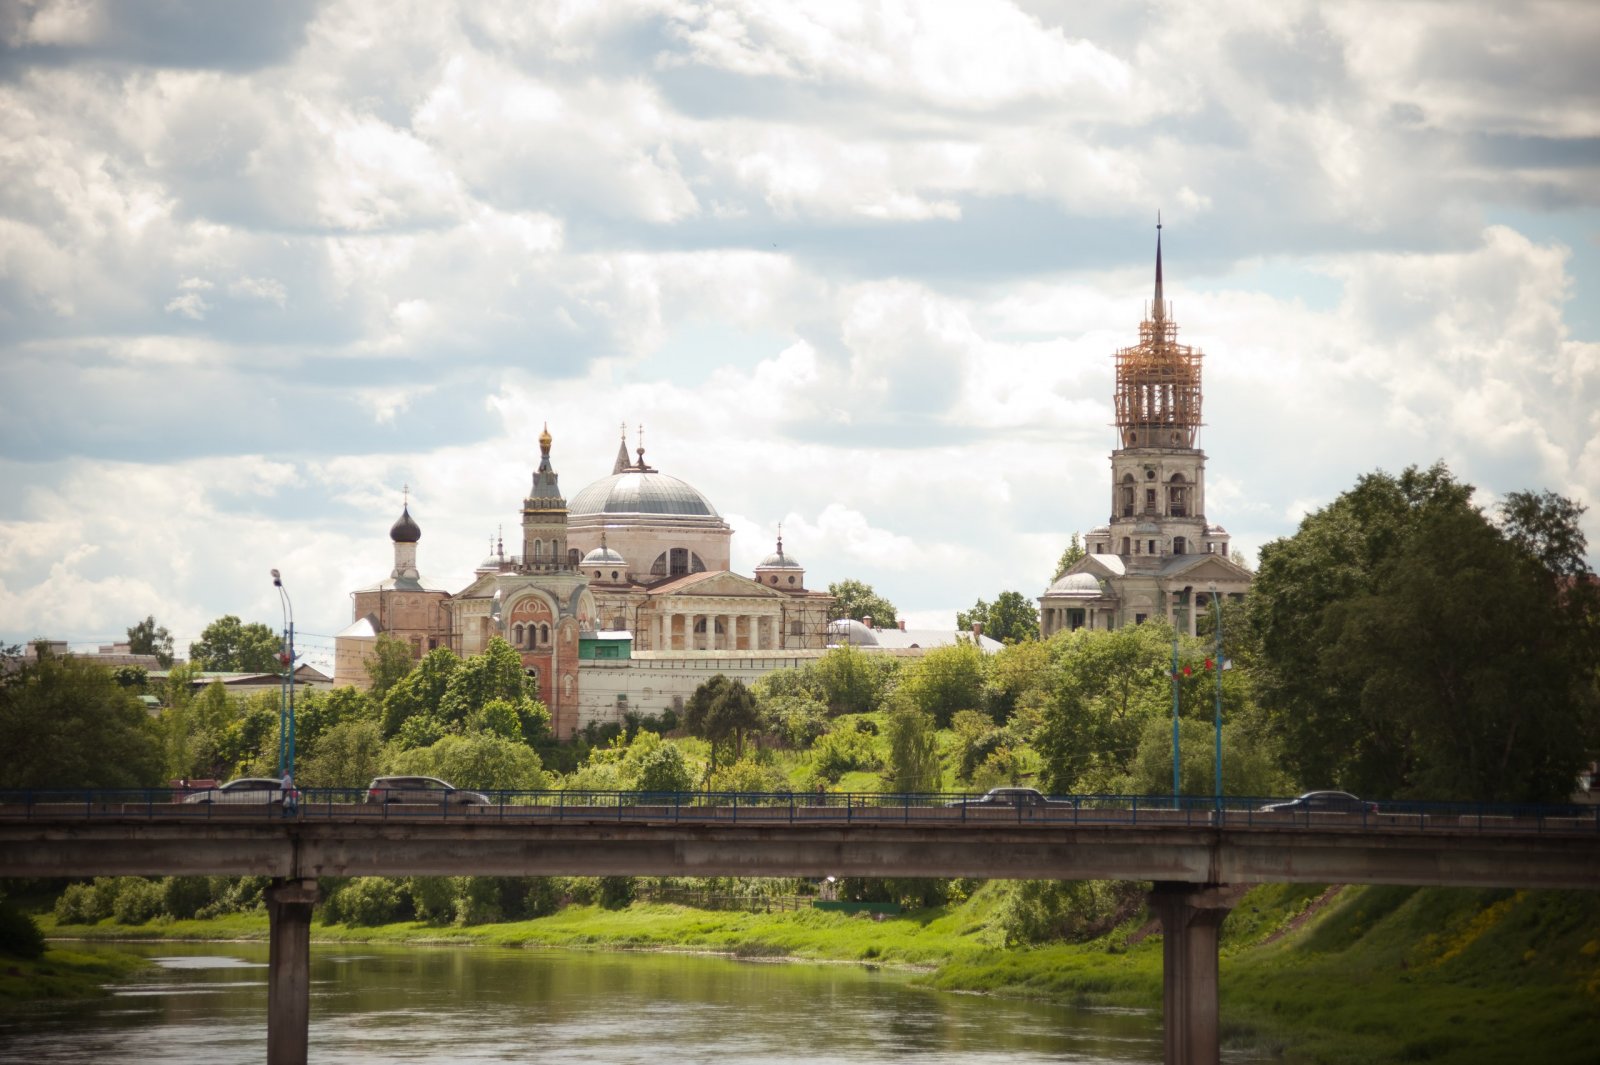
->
<box><xmin>272</xmin><ymin>569</ymin><xmax>296</xmax><ymax>782</ymax></box>
<box><xmin>1171</xmin><ymin>590</ymin><xmax>1182</xmax><ymax>808</ymax></box>
<box><xmin>1209</xmin><ymin>583</ymin><xmax>1223</xmax><ymax>813</ymax></box>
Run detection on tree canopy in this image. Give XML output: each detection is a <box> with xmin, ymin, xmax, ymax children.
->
<box><xmin>826</xmin><ymin>579</ymin><xmax>898</xmax><ymax>628</ymax></box>
<box><xmin>1052</xmin><ymin>533</ymin><xmax>1085</xmax><ymax>582</ymax></box>
<box><xmin>188</xmin><ymin>615</ymin><xmax>282</xmax><ymax>673</ymax></box>
<box><xmin>126</xmin><ymin>615</ymin><xmax>175</xmax><ymax>668</ymax></box>
<box><xmin>1248</xmin><ymin>463</ymin><xmax>1599</xmax><ymax>802</ymax></box>
<box><xmin>956</xmin><ymin>590</ymin><xmax>1040</xmax><ymax>643</ymax></box>
<box><xmin>0</xmin><ymin>650</ymin><xmax>164</xmax><ymax>788</ymax></box>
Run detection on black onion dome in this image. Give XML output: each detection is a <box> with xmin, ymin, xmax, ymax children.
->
<box><xmin>390</xmin><ymin>504</ymin><xmax>422</xmax><ymax>543</ymax></box>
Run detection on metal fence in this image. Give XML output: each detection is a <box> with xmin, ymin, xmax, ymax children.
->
<box><xmin>2</xmin><ymin>788</ymin><xmax>1596</xmax><ymax>834</ymax></box>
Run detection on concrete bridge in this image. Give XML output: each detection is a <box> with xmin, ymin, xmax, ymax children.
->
<box><xmin>5</xmin><ymin>796</ymin><xmax>1597</xmax><ymax>1065</ymax></box>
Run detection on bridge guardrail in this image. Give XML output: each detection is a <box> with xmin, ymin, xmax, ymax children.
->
<box><xmin>2</xmin><ymin>788</ymin><xmax>1596</xmax><ymax>835</ymax></box>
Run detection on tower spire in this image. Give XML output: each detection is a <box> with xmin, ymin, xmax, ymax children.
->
<box><xmin>613</xmin><ymin>421</ymin><xmax>631</xmax><ymax>474</ymax></box>
<box><xmin>1153</xmin><ymin>211</ymin><xmax>1165</xmax><ymax>322</ymax></box>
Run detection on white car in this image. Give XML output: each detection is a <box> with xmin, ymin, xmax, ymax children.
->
<box><xmin>181</xmin><ymin>777</ymin><xmax>287</xmax><ymax>805</ymax></box>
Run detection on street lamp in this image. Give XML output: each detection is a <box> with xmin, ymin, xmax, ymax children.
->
<box><xmin>1209</xmin><ymin>583</ymin><xmax>1223</xmax><ymax>813</ymax></box>
<box><xmin>271</xmin><ymin>569</ymin><xmax>296</xmax><ymax>782</ymax></box>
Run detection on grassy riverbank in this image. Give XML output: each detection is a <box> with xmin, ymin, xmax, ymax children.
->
<box><xmin>31</xmin><ymin>883</ymin><xmax>1600</xmax><ymax>1064</ymax></box>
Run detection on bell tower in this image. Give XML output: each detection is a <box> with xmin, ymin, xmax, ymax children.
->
<box><xmin>1107</xmin><ymin>221</ymin><xmax>1217</xmax><ymax>571</ymax></box>
<box><xmin>521</xmin><ymin>424</ymin><xmax>572</xmax><ymax>573</ymax></box>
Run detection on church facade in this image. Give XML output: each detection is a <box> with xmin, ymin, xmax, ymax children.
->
<box><xmin>1040</xmin><ymin>228</ymin><xmax>1253</xmax><ymax>635</ymax></box>
<box><xmin>336</xmin><ymin>425</ymin><xmax>832</xmax><ymax>737</ymax></box>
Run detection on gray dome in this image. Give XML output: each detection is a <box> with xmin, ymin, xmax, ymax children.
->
<box><xmin>582</xmin><ymin>545</ymin><xmax>626</xmax><ymax>566</ymax></box>
<box><xmin>569</xmin><ymin>471</ymin><xmax>719</xmax><ymax>519</ymax></box>
<box><xmin>827</xmin><ymin>618</ymin><xmax>879</xmax><ymax>646</ymax></box>
<box><xmin>759</xmin><ymin>552</ymin><xmax>804</xmax><ymax>569</ymax></box>
<box><xmin>1048</xmin><ymin>572</ymin><xmax>1102</xmax><ymax>596</ymax></box>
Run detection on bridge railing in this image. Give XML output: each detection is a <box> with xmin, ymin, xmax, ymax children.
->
<box><xmin>2</xmin><ymin>788</ymin><xmax>1596</xmax><ymax>834</ymax></box>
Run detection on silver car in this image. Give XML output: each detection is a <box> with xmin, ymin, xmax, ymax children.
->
<box><xmin>364</xmin><ymin>775</ymin><xmax>490</xmax><ymax>806</ymax></box>
<box><xmin>181</xmin><ymin>777</ymin><xmax>286</xmax><ymax>805</ymax></box>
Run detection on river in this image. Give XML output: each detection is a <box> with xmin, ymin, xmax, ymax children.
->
<box><xmin>0</xmin><ymin>942</ymin><xmax>1193</xmax><ymax>1064</ymax></box>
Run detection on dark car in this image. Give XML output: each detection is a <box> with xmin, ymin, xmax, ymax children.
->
<box><xmin>946</xmin><ymin>786</ymin><xmax>1052</xmax><ymax>809</ymax></box>
<box><xmin>1259</xmin><ymin>790</ymin><xmax>1378</xmax><ymax>815</ymax></box>
<box><xmin>181</xmin><ymin>777</ymin><xmax>286</xmax><ymax>805</ymax></box>
<box><xmin>364</xmin><ymin>776</ymin><xmax>490</xmax><ymax>806</ymax></box>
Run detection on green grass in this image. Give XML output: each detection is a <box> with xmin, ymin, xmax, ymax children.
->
<box><xmin>0</xmin><ymin>944</ymin><xmax>153</xmax><ymax>1004</ymax></box>
<box><xmin>33</xmin><ymin>883</ymin><xmax>1600</xmax><ymax>1063</ymax></box>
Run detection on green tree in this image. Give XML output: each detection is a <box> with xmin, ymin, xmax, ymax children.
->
<box><xmin>826</xmin><ymin>579</ymin><xmax>898</xmax><ymax>628</ymax></box>
<box><xmin>0</xmin><ymin>653</ymin><xmax>164</xmax><ymax>788</ymax></box>
<box><xmin>1032</xmin><ymin>623</ymin><xmax>1178</xmax><ymax>794</ymax></box>
<box><xmin>294</xmin><ymin>719</ymin><xmax>386</xmax><ymax>790</ymax></box>
<box><xmin>882</xmin><ymin>696</ymin><xmax>942</xmax><ymax>793</ymax></box>
<box><xmin>188</xmin><ymin>615</ymin><xmax>283</xmax><ymax>673</ymax></box>
<box><xmin>619</xmin><ymin>732</ymin><xmax>696</xmax><ymax>793</ymax></box>
<box><xmin>364</xmin><ymin>633</ymin><xmax>415</xmax><ymax>699</ymax></box>
<box><xmin>1250</xmin><ymin>464</ymin><xmax>1599</xmax><ymax>801</ymax></box>
<box><xmin>956</xmin><ymin>590</ymin><xmax>1039</xmax><ymax>643</ymax></box>
<box><xmin>126</xmin><ymin>615</ymin><xmax>175</xmax><ymax>668</ymax></box>
<box><xmin>385</xmin><ymin>732</ymin><xmax>549</xmax><ymax>792</ymax></box>
<box><xmin>438</xmin><ymin>638</ymin><xmax>550</xmax><ymax>745</ymax></box>
<box><xmin>809</xmin><ymin>645</ymin><xmax>894</xmax><ymax>716</ymax></box>
<box><xmin>898</xmin><ymin>642</ymin><xmax>986</xmax><ymax>728</ymax></box>
<box><xmin>1052</xmin><ymin>533</ymin><xmax>1086</xmax><ymax>582</ymax></box>
<box><xmin>382</xmin><ymin>647</ymin><xmax>461</xmax><ymax>741</ymax></box>
<box><xmin>684</xmin><ymin>675</ymin><xmax>761</xmax><ymax>771</ymax></box>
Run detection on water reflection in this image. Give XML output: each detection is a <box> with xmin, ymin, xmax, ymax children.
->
<box><xmin>0</xmin><ymin>943</ymin><xmax>1168</xmax><ymax>1064</ymax></box>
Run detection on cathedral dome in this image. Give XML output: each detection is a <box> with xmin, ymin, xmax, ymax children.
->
<box><xmin>569</xmin><ymin>470</ymin><xmax>720</xmax><ymax>519</ymax></box>
<box><xmin>827</xmin><ymin>618</ymin><xmax>879</xmax><ymax>646</ymax></box>
<box><xmin>1048</xmin><ymin>572</ymin><xmax>1102</xmax><ymax>596</ymax></box>
<box><xmin>390</xmin><ymin>505</ymin><xmax>421</xmax><ymax>543</ymax></box>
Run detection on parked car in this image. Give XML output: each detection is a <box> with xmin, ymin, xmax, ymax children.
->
<box><xmin>363</xmin><ymin>776</ymin><xmax>490</xmax><ymax>806</ymax></box>
<box><xmin>1258</xmin><ymin>790</ymin><xmax>1378</xmax><ymax>815</ymax></box>
<box><xmin>945</xmin><ymin>786</ymin><xmax>1053</xmax><ymax>809</ymax></box>
<box><xmin>181</xmin><ymin>777</ymin><xmax>286</xmax><ymax>805</ymax></box>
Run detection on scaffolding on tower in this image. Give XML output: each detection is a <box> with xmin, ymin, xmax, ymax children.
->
<box><xmin>1113</xmin><ymin>227</ymin><xmax>1205</xmax><ymax>449</ymax></box>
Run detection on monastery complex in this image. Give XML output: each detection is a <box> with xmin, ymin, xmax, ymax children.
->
<box><xmin>336</xmin><ymin>228</ymin><xmax>1252</xmax><ymax>737</ymax></box>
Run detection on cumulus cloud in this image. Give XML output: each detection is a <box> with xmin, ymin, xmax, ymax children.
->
<box><xmin>0</xmin><ymin>0</ymin><xmax>1595</xmax><ymax>645</ymax></box>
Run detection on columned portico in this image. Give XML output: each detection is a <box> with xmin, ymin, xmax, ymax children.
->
<box><xmin>1148</xmin><ymin>882</ymin><xmax>1235</xmax><ymax>1065</ymax></box>
<box><xmin>266</xmin><ymin>877</ymin><xmax>321</xmax><ymax>1065</ymax></box>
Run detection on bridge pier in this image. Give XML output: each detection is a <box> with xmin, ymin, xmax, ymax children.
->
<box><xmin>266</xmin><ymin>877</ymin><xmax>320</xmax><ymax>1065</ymax></box>
<box><xmin>1148</xmin><ymin>882</ymin><xmax>1234</xmax><ymax>1065</ymax></box>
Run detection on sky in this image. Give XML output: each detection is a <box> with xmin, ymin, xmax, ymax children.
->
<box><xmin>2</xmin><ymin>0</ymin><xmax>1598</xmax><ymax>666</ymax></box>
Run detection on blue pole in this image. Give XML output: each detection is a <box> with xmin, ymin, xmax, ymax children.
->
<box><xmin>1171</xmin><ymin>598</ymin><xmax>1181</xmax><ymax>808</ymax></box>
<box><xmin>1212</xmin><ymin>590</ymin><xmax>1223</xmax><ymax>813</ymax></box>
<box><xmin>286</xmin><ymin>620</ymin><xmax>296</xmax><ymax>781</ymax></box>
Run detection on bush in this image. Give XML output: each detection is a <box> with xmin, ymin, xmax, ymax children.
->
<box><xmin>197</xmin><ymin>876</ymin><xmax>268</xmax><ymax>918</ymax></box>
<box><xmin>453</xmin><ymin>877</ymin><xmax>504</xmax><ymax>926</ymax></box>
<box><xmin>160</xmin><ymin>876</ymin><xmax>215</xmax><ymax>920</ymax></box>
<box><xmin>111</xmin><ymin>878</ymin><xmax>164</xmax><ymax>925</ymax></box>
<box><xmin>598</xmin><ymin>876</ymin><xmax>636</xmax><ymax>910</ymax></box>
<box><xmin>54</xmin><ymin>883</ymin><xmax>103</xmax><ymax>925</ymax></box>
<box><xmin>405</xmin><ymin>877</ymin><xmax>460</xmax><ymax>924</ymax></box>
<box><xmin>524</xmin><ymin>878</ymin><xmax>561</xmax><ymax>918</ymax></box>
<box><xmin>0</xmin><ymin>898</ymin><xmax>45</xmax><ymax>958</ymax></box>
<box><xmin>326</xmin><ymin>877</ymin><xmax>405</xmax><ymax>926</ymax></box>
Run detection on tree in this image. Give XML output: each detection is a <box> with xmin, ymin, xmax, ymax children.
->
<box><xmin>382</xmin><ymin>647</ymin><xmax>460</xmax><ymax>741</ymax></box>
<box><xmin>826</xmin><ymin>579</ymin><xmax>898</xmax><ymax>628</ymax></box>
<box><xmin>188</xmin><ymin>615</ymin><xmax>282</xmax><ymax>673</ymax></box>
<box><xmin>809</xmin><ymin>645</ymin><xmax>895</xmax><ymax>716</ymax></box>
<box><xmin>385</xmin><ymin>732</ymin><xmax>549</xmax><ymax>792</ymax></box>
<box><xmin>126</xmin><ymin>615</ymin><xmax>175</xmax><ymax>668</ymax></box>
<box><xmin>0</xmin><ymin>653</ymin><xmax>164</xmax><ymax>788</ymax></box>
<box><xmin>1249</xmin><ymin>464</ymin><xmax>1599</xmax><ymax>802</ymax></box>
<box><xmin>364</xmin><ymin>633</ymin><xmax>415</xmax><ymax>698</ymax></box>
<box><xmin>956</xmin><ymin>590</ymin><xmax>1039</xmax><ymax>643</ymax></box>
<box><xmin>439</xmin><ymin>638</ymin><xmax>549</xmax><ymax>745</ymax></box>
<box><xmin>882</xmin><ymin>695</ymin><xmax>942</xmax><ymax>793</ymax></box>
<box><xmin>1052</xmin><ymin>533</ymin><xmax>1085</xmax><ymax>582</ymax></box>
<box><xmin>898</xmin><ymin>642</ymin><xmax>986</xmax><ymax>728</ymax></box>
<box><xmin>684</xmin><ymin>674</ymin><xmax>761</xmax><ymax>772</ymax></box>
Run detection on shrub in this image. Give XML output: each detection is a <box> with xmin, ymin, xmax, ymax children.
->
<box><xmin>524</xmin><ymin>878</ymin><xmax>561</xmax><ymax>918</ymax></box>
<box><xmin>405</xmin><ymin>877</ymin><xmax>460</xmax><ymax>925</ymax></box>
<box><xmin>327</xmin><ymin>878</ymin><xmax>405</xmax><ymax>926</ymax></box>
<box><xmin>598</xmin><ymin>876</ymin><xmax>636</xmax><ymax>910</ymax></box>
<box><xmin>160</xmin><ymin>876</ymin><xmax>215</xmax><ymax>920</ymax></box>
<box><xmin>54</xmin><ymin>883</ymin><xmax>103</xmax><ymax>925</ymax></box>
<box><xmin>111</xmin><ymin>878</ymin><xmax>165</xmax><ymax>925</ymax></box>
<box><xmin>453</xmin><ymin>877</ymin><xmax>504</xmax><ymax>926</ymax></box>
<box><xmin>0</xmin><ymin>899</ymin><xmax>45</xmax><ymax>959</ymax></box>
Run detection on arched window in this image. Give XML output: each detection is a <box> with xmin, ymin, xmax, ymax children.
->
<box><xmin>1120</xmin><ymin>474</ymin><xmax>1136</xmax><ymax>517</ymax></box>
<box><xmin>539</xmin><ymin>623</ymin><xmax>550</xmax><ymax>645</ymax></box>
<box><xmin>568</xmin><ymin>548</ymin><xmax>580</xmax><ymax>567</ymax></box>
<box><xmin>1168</xmin><ymin>473</ymin><xmax>1188</xmax><ymax>517</ymax></box>
<box><xmin>670</xmin><ymin>547</ymin><xmax>689</xmax><ymax>576</ymax></box>
<box><xmin>533</xmin><ymin>539</ymin><xmax>543</xmax><ymax>560</ymax></box>
<box><xmin>1121</xmin><ymin>536</ymin><xmax>1131</xmax><ymax>554</ymax></box>
<box><xmin>1174</xmin><ymin>536</ymin><xmax>1186</xmax><ymax>555</ymax></box>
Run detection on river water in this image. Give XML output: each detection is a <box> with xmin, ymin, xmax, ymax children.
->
<box><xmin>0</xmin><ymin>942</ymin><xmax>1177</xmax><ymax>1064</ymax></box>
